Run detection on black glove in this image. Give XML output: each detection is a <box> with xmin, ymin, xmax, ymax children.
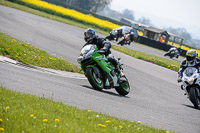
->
<box><xmin>177</xmin><ymin>77</ymin><xmax>182</xmax><ymax>83</ymax></box>
<box><xmin>98</xmin><ymin>48</ymin><xmax>106</xmax><ymax>54</ymax></box>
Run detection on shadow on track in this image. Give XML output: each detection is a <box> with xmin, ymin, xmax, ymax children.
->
<box><xmin>81</xmin><ymin>85</ymin><xmax>130</xmax><ymax>98</ymax></box>
<box><xmin>182</xmin><ymin>104</ymin><xmax>200</xmax><ymax>110</ymax></box>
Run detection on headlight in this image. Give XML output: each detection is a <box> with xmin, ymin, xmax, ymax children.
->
<box><xmin>77</xmin><ymin>56</ymin><xmax>83</xmax><ymax>64</ymax></box>
<box><xmin>186</xmin><ymin>78</ymin><xmax>195</xmax><ymax>84</ymax></box>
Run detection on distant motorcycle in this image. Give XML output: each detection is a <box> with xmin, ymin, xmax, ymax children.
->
<box><xmin>164</xmin><ymin>47</ymin><xmax>180</xmax><ymax>59</ymax></box>
<box><xmin>117</xmin><ymin>32</ymin><xmax>135</xmax><ymax>46</ymax></box>
<box><xmin>178</xmin><ymin>67</ymin><xmax>200</xmax><ymax>109</ymax></box>
<box><xmin>105</xmin><ymin>30</ymin><xmax>120</xmax><ymax>42</ymax></box>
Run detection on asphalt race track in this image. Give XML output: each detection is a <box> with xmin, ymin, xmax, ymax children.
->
<box><xmin>0</xmin><ymin>5</ymin><xmax>199</xmax><ymax>133</ymax></box>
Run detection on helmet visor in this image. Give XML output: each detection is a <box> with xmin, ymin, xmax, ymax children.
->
<box><xmin>84</xmin><ymin>32</ymin><xmax>93</xmax><ymax>38</ymax></box>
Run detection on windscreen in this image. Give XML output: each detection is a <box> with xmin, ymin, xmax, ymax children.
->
<box><xmin>184</xmin><ymin>67</ymin><xmax>197</xmax><ymax>77</ymax></box>
<box><xmin>81</xmin><ymin>44</ymin><xmax>96</xmax><ymax>55</ymax></box>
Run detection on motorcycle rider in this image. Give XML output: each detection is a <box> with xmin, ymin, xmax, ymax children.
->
<box><xmin>178</xmin><ymin>49</ymin><xmax>200</xmax><ymax>82</ymax></box>
<box><xmin>169</xmin><ymin>46</ymin><xmax>179</xmax><ymax>54</ymax></box>
<box><xmin>83</xmin><ymin>28</ymin><xmax>125</xmax><ymax>82</ymax></box>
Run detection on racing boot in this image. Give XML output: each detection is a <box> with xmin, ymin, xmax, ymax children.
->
<box><xmin>117</xmin><ymin>66</ymin><xmax>126</xmax><ymax>83</ymax></box>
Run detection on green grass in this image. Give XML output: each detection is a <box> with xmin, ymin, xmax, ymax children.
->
<box><xmin>0</xmin><ymin>32</ymin><xmax>82</xmax><ymax>73</ymax></box>
<box><xmin>0</xmin><ymin>87</ymin><xmax>168</xmax><ymax>133</ymax></box>
<box><xmin>112</xmin><ymin>45</ymin><xmax>180</xmax><ymax>72</ymax></box>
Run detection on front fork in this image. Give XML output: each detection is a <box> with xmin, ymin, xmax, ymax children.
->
<box><xmin>182</xmin><ymin>86</ymin><xmax>190</xmax><ymax>98</ymax></box>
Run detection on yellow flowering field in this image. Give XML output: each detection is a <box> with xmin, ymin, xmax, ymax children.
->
<box><xmin>20</xmin><ymin>0</ymin><xmax>120</xmax><ymax>30</ymax></box>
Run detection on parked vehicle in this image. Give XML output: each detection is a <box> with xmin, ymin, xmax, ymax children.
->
<box><xmin>117</xmin><ymin>29</ymin><xmax>138</xmax><ymax>46</ymax></box>
<box><xmin>77</xmin><ymin>44</ymin><xmax>130</xmax><ymax>96</ymax></box>
<box><xmin>164</xmin><ymin>47</ymin><xmax>180</xmax><ymax>59</ymax></box>
<box><xmin>178</xmin><ymin>67</ymin><xmax>200</xmax><ymax>109</ymax></box>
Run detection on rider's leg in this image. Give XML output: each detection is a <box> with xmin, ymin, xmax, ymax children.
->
<box><xmin>107</xmin><ymin>55</ymin><xmax>125</xmax><ymax>79</ymax></box>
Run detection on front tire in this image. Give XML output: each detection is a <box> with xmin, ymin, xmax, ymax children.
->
<box><xmin>164</xmin><ymin>53</ymin><xmax>169</xmax><ymax>56</ymax></box>
<box><xmin>118</xmin><ymin>39</ymin><xmax>125</xmax><ymax>46</ymax></box>
<box><xmin>86</xmin><ymin>68</ymin><xmax>103</xmax><ymax>91</ymax></box>
<box><xmin>189</xmin><ymin>87</ymin><xmax>200</xmax><ymax>109</ymax></box>
<box><xmin>170</xmin><ymin>54</ymin><xmax>173</xmax><ymax>59</ymax></box>
<box><xmin>115</xmin><ymin>76</ymin><xmax>130</xmax><ymax>96</ymax></box>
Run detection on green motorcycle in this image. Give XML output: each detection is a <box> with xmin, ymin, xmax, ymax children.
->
<box><xmin>77</xmin><ymin>44</ymin><xmax>130</xmax><ymax>96</ymax></box>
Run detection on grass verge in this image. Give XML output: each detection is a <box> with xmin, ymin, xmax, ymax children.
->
<box><xmin>0</xmin><ymin>32</ymin><xmax>82</xmax><ymax>73</ymax></box>
<box><xmin>0</xmin><ymin>30</ymin><xmax>180</xmax><ymax>73</ymax></box>
<box><xmin>112</xmin><ymin>45</ymin><xmax>180</xmax><ymax>72</ymax></box>
<box><xmin>0</xmin><ymin>87</ymin><xmax>168</xmax><ymax>132</ymax></box>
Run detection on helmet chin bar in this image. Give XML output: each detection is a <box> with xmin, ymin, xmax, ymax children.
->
<box><xmin>186</xmin><ymin>56</ymin><xmax>195</xmax><ymax>62</ymax></box>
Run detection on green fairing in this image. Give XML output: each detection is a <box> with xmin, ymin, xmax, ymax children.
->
<box><xmin>81</xmin><ymin>51</ymin><xmax>115</xmax><ymax>76</ymax></box>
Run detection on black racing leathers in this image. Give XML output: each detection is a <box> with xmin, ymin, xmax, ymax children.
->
<box><xmin>178</xmin><ymin>58</ymin><xmax>200</xmax><ymax>78</ymax></box>
<box><xmin>83</xmin><ymin>37</ymin><xmax>111</xmax><ymax>56</ymax></box>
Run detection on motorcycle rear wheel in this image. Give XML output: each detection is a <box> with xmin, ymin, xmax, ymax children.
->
<box><xmin>189</xmin><ymin>87</ymin><xmax>200</xmax><ymax>109</ymax></box>
<box><xmin>115</xmin><ymin>76</ymin><xmax>130</xmax><ymax>96</ymax></box>
<box><xmin>86</xmin><ymin>68</ymin><xmax>103</xmax><ymax>91</ymax></box>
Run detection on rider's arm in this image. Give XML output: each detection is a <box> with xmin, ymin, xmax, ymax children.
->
<box><xmin>97</xmin><ymin>38</ymin><xmax>111</xmax><ymax>50</ymax></box>
<box><xmin>178</xmin><ymin>67</ymin><xmax>184</xmax><ymax>78</ymax></box>
<box><xmin>82</xmin><ymin>43</ymin><xmax>88</xmax><ymax>48</ymax></box>
<box><xmin>102</xmin><ymin>41</ymin><xmax>111</xmax><ymax>50</ymax></box>
<box><xmin>96</xmin><ymin>38</ymin><xmax>105</xmax><ymax>49</ymax></box>
<box><xmin>197</xmin><ymin>58</ymin><xmax>200</xmax><ymax>72</ymax></box>
<box><xmin>97</xmin><ymin>38</ymin><xmax>111</xmax><ymax>55</ymax></box>
<box><xmin>196</xmin><ymin>57</ymin><xmax>200</xmax><ymax>64</ymax></box>
<box><xmin>178</xmin><ymin>60</ymin><xmax>187</xmax><ymax>78</ymax></box>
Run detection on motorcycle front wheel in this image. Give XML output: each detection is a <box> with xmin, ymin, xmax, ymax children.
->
<box><xmin>118</xmin><ymin>39</ymin><xmax>125</xmax><ymax>46</ymax></box>
<box><xmin>164</xmin><ymin>53</ymin><xmax>169</xmax><ymax>56</ymax></box>
<box><xmin>86</xmin><ymin>68</ymin><xmax>103</xmax><ymax>91</ymax></box>
<box><xmin>189</xmin><ymin>87</ymin><xmax>200</xmax><ymax>109</ymax></box>
<box><xmin>115</xmin><ymin>76</ymin><xmax>130</xmax><ymax>96</ymax></box>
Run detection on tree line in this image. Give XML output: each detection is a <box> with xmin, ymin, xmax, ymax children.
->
<box><xmin>48</xmin><ymin>0</ymin><xmax>112</xmax><ymax>13</ymax></box>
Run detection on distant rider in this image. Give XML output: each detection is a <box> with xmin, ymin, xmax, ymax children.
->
<box><xmin>169</xmin><ymin>46</ymin><xmax>179</xmax><ymax>54</ymax></box>
<box><xmin>83</xmin><ymin>28</ymin><xmax>125</xmax><ymax>81</ymax></box>
<box><xmin>178</xmin><ymin>49</ymin><xmax>200</xmax><ymax>82</ymax></box>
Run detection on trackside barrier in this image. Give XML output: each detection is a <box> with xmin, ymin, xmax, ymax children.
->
<box><xmin>138</xmin><ymin>36</ymin><xmax>187</xmax><ymax>57</ymax></box>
